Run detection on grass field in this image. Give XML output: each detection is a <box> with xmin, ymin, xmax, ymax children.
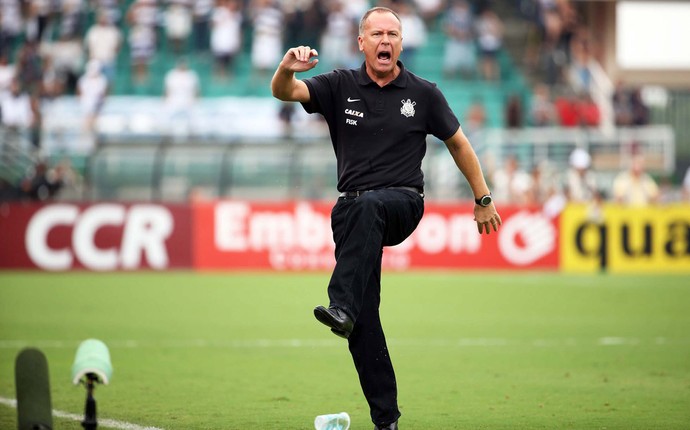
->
<box><xmin>1</xmin><ymin>271</ymin><xmax>689</xmax><ymax>429</ymax></box>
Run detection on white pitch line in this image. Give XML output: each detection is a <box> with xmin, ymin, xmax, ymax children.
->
<box><xmin>0</xmin><ymin>397</ymin><xmax>165</xmax><ymax>430</ymax></box>
<box><xmin>0</xmin><ymin>337</ymin><xmax>685</xmax><ymax>350</ymax></box>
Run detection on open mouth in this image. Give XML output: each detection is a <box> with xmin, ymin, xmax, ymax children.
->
<box><xmin>377</xmin><ymin>50</ymin><xmax>392</xmax><ymax>63</ymax></box>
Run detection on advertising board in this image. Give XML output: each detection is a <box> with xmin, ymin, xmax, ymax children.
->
<box><xmin>0</xmin><ymin>203</ymin><xmax>193</xmax><ymax>270</ymax></box>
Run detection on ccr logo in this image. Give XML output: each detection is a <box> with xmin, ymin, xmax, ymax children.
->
<box><xmin>26</xmin><ymin>204</ymin><xmax>173</xmax><ymax>271</ymax></box>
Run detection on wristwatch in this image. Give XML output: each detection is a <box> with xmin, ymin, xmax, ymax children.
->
<box><xmin>475</xmin><ymin>193</ymin><xmax>493</xmax><ymax>207</ymax></box>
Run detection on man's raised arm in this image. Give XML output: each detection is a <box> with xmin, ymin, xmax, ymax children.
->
<box><xmin>271</xmin><ymin>46</ymin><xmax>319</xmax><ymax>102</ymax></box>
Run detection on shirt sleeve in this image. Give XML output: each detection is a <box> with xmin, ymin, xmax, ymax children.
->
<box><xmin>300</xmin><ymin>71</ymin><xmax>338</xmax><ymax>122</ymax></box>
<box><xmin>427</xmin><ymin>84</ymin><xmax>460</xmax><ymax>141</ymax></box>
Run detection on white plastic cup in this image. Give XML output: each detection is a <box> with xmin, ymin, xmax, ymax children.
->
<box><xmin>314</xmin><ymin>412</ymin><xmax>351</xmax><ymax>430</ymax></box>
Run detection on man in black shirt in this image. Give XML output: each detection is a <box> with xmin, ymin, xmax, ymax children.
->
<box><xmin>271</xmin><ymin>6</ymin><xmax>502</xmax><ymax>430</ymax></box>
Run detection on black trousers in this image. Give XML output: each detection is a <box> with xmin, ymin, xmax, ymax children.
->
<box><xmin>327</xmin><ymin>188</ymin><xmax>425</xmax><ymax>427</ymax></box>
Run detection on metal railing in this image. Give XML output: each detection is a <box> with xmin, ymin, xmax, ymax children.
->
<box><xmin>0</xmin><ymin>128</ymin><xmax>37</xmax><ymax>185</ymax></box>
<box><xmin>83</xmin><ymin>124</ymin><xmax>675</xmax><ymax>202</ymax></box>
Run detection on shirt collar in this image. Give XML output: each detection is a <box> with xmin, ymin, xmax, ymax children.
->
<box><xmin>357</xmin><ymin>61</ymin><xmax>408</xmax><ymax>88</ymax></box>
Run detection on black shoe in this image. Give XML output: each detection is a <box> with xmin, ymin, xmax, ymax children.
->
<box><xmin>374</xmin><ymin>421</ymin><xmax>398</xmax><ymax>430</ymax></box>
<box><xmin>313</xmin><ymin>306</ymin><xmax>353</xmax><ymax>339</ymax></box>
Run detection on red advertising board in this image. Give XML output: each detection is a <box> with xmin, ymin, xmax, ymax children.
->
<box><xmin>4</xmin><ymin>200</ymin><xmax>688</xmax><ymax>273</ymax></box>
<box><xmin>193</xmin><ymin>201</ymin><xmax>559</xmax><ymax>271</ymax></box>
<box><xmin>0</xmin><ymin>201</ymin><xmax>559</xmax><ymax>271</ymax></box>
<box><xmin>0</xmin><ymin>202</ymin><xmax>193</xmax><ymax>270</ymax></box>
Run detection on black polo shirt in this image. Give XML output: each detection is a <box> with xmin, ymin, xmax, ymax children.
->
<box><xmin>301</xmin><ymin>61</ymin><xmax>460</xmax><ymax>192</ymax></box>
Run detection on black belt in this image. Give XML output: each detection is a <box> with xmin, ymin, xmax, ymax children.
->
<box><xmin>339</xmin><ymin>186</ymin><xmax>424</xmax><ymax>198</ymax></box>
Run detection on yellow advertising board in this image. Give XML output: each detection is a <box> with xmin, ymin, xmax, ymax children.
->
<box><xmin>560</xmin><ymin>204</ymin><xmax>690</xmax><ymax>273</ymax></box>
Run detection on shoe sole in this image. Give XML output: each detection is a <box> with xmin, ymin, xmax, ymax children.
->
<box><xmin>313</xmin><ymin>307</ymin><xmax>351</xmax><ymax>339</ymax></box>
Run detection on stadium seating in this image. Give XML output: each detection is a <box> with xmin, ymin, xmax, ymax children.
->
<box><xmin>98</xmin><ymin>1</ymin><xmax>531</xmax><ymax>130</ymax></box>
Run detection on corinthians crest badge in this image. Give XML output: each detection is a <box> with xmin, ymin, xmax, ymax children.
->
<box><xmin>400</xmin><ymin>99</ymin><xmax>416</xmax><ymax>118</ymax></box>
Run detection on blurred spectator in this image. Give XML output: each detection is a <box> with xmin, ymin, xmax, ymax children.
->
<box><xmin>39</xmin><ymin>34</ymin><xmax>84</xmax><ymax>96</ymax></box>
<box><xmin>491</xmin><ymin>155</ymin><xmax>533</xmax><ymax>205</ymax></box>
<box><xmin>574</xmin><ymin>91</ymin><xmax>599</xmax><ymax>127</ymax></box>
<box><xmin>412</xmin><ymin>0</ymin><xmax>445</xmax><ymax>28</ymax></box>
<box><xmin>536</xmin><ymin>1</ymin><xmax>563</xmax><ymax>44</ymax></box>
<box><xmin>1</xmin><ymin>80</ymin><xmax>35</xmax><ymax>148</ymax></box>
<box><xmin>14</xmin><ymin>42</ymin><xmax>43</xmax><ymax>148</ymax></box>
<box><xmin>657</xmin><ymin>175</ymin><xmax>678</xmax><ymax>205</ymax></box>
<box><xmin>505</xmin><ymin>94</ymin><xmax>523</xmax><ymax>128</ymax></box>
<box><xmin>18</xmin><ymin>160</ymin><xmax>64</xmax><ymax>201</ymax></box>
<box><xmin>210</xmin><ymin>0</ymin><xmax>243</xmax><ymax>80</ymax></box>
<box><xmin>442</xmin><ymin>0</ymin><xmax>476</xmax><ymax>80</ymax></box>
<box><xmin>538</xmin><ymin>4</ymin><xmax>568</xmax><ymax>85</ymax></box>
<box><xmin>613</xmin><ymin>83</ymin><xmax>649</xmax><ymax>127</ymax></box>
<box><xmin>1</xmin><ymin>0</ymin><xmax>23</xmax><ymax>57</ymax></box>
<box><xmin>320</xmin><ymin>0</ymin><xmax>358</xmax><ymax>71</ymax></box>
<box><xmin>26</xmin><ymin>0</ymin><xmax>53</xmax><ymax>43</ymax></box>
<box><xmin>1</xmin><ymin>80</ymin><xmax>33</xmax><ymax>127</ymax></box>
<box><xmin>397</xmin><ymin>1</ymin><xmax>427</xmax><ymax>70</ymax></box>
<box><xmin>41</xmin><ymin>55</ymin><xmax>62</xmax><ymax>99</ymax></box>
<box><xmin>127</xmin><ymin>0</ymin><xmax>159</xmax><ymax>84</ymax></box>
<box><xmin>527</xmin><ymin>161</ymin><xmax>561</xmax><ymax>208</ymax></box>
<box><xmin>278</xmin><ymin>101</ymin><xmax>295</xmax><ymax>137</ymax></box>
<box><xmin>612</xmin><ymin>154</ymin><xmax>659</xmax><ymax>206</ymax></box>
<box><xmin>475</xmin><ymin>7</ymin><xmax>503</xmax><ymax>81</ymax></box>
<box><xmin>192</xmin><ymin>0</ymin><xmax>215</xmax><ymax>52</ymax></box>
<box><xmin>551</xmin><ymin>90</ymin><xmax>600</xmax><ymax>127</ymax></box>
<box><xmin>77</xmin><ymin>60</ymin><xmax>108</xmax><ymax>140</ymax></box>
<box><xmin>249</xmin><ymin>0</ymin><xmax>283</xmax><ymax>80</ymax></box>
<box><xmin>15</xmin><ymin>40</ymin><xmax>43</xmax><ymax>96</ymax></box>
<box><xmin>541</xmin><ymin>181</ymin><xmax>568</xmax><ymax>219</ymax></box>
<box><xmin>165</xmin><ymin>0</ymin><xmax>193</xmax><ymax>54</ymax></box>
<box><xmin>51</xmin><ymin>157</ymin><xmax>84</xmax><ymax>200</ymax></box>
<box><xmin>93</xmin><ymin>0</ymin><xmax>122</xmax><ymax>25</ymax></box>
<box><xmin>530</xmin><ymin>0</ymin><xmax>577</xmax><ymax>86</ymax></box>
<box><xmin>164</xmin><ymin>57</ymin><xmax>199</xmax><ymax>135</ymax></box>
<box><xmin>12</xmin><ymin>49</ymin><xmax>44</xmax><ymax>151</ymax></box>
<box><xmin>612</xmin><ymin>81</ymin><xmax>632</xmax><ymax>126</ymax></box>
<box><xmin>629</xmin><ymin>88</ymin><xmax>649</xmax><ymax>126</ymax></box>
<box><xmin>85</xmin><ymin>11</ymin><xmax>122</xmax><ymax>83</ymax></box>
<box><xmin>284</xmin><ymin>0</ymin><xmax>327</xmax><ymax>51</ymax></box>
<box><xmin>525</xmin><ymin>162</ymin><xmax>544</xmax><ymax>206</ymax></box>
<box><xmin>683</xmin><ymin>166</ymin><xmax>690</xmax><ymax>202</ymax></box>
<box><xmin>59</xmin><ymin>0</ymin><xmax>87</xmax><ymax>39</ymax></box>
<box><xmin>320</xmin><ymin>0</ymin><xmax>358</xmax><ymax>70</ymax></box>
<box><xmin>566</xmin><ymin>26</ymin><xmax>595</xmax><ymax>94</ymax></box>
<box><xmin>565</xmin><ymin>147</ymin><xmax>597</xmax><ymax>202</ymax></box>
<box><xmin>0</xmin><ymin>53</ymin><xmax>15</xmax><ymax>97</ymax></box>
<box><xmin>554</xmin><ymin>91</ymin><xmax>578</xmax><ymax>127</ymax></box>
<box><xmin>528</xmin><ymin>83</ymin><xmax>556</xmax><ymax>126</ymax></box>
<box><xmin>464</xmin><ymin>97</ymin><xmax>486</xmax><ymax>137</ymax></box>
<box><xmin>342</xmin><ymin>0</ymin><xmax>369</xmax><ymax>20</ymax></box>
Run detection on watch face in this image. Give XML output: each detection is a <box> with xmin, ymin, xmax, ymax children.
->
<box><xmin>480</xmin><ymin>195</ymin><xmax>492</xmax><ymax>206</ymax></box>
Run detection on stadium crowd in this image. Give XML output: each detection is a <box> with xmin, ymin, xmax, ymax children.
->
<box><xmin>0</xmin><ymin>0</ymin><xmax>686</xmax><ymax>205</ymax></box>
<box><xmin>0</xmin><ymin>0</ymin><xmax>657</xmax><ymax>135</ymax></box>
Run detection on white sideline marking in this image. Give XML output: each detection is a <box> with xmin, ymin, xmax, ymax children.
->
<box><xmin>0</xmin><ymin>397</ymin><xmax>165</xmax><ymax>430</ymax></box>
<box><xmin>0</xmin><ymin>337</ymin><xmax>683</xmax><ymax>350</ymax></box>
